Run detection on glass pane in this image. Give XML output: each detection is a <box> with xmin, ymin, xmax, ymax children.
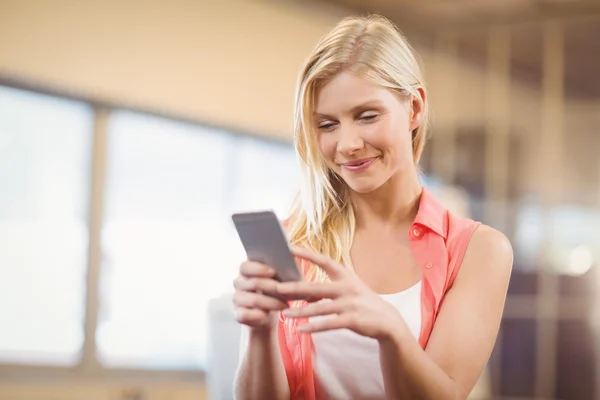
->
<box><xmin>499</xmin><ymin>319</ymin><xmax>537</xmax><ymax>397</ymax></box>
<box><xmin>229</xmin><ymin>137</ymin><xmax>297</xmax><ymax>217</ymax></box>
<box><xmin>547</xmin><ymin>206</ymin><xmax>600</xmax><ymax>278</ymax></box>
<box><xmin>507</xmin><ymin>270</ymin><xmax>539</xmax><ymax>295</ymax></box>
<box><xmin>0</xmin><ymin>86</ymin><xmax>92</xmax><ymax>365</ymax></box>
<box><xmin>556</xmin><ymin>319</ymin><xmax>597</xmax><ymax>399</ymax></box>
<box><xmin>222</xmin><ymin>136</ymin><xmax>298</xmax><ymax>297</ymax></box>
<box><xmin>98</xmin><ymin>111</ymin><xmax>236</xmax><ymax>370</ymax></box>
<box><xmin>99</xmin><ymin>113</ymin><xmax>299</xmax><ymax>370</ymax></box>
<box><xmin>512</xmin><ymin>200</ymin><xmax>545</xmax><ymax>274</ymax></box>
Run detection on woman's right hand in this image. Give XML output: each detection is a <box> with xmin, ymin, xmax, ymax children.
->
<box><xmin>233</xmin><ymin>261</ymin><xmax>289</xmax><ymax>330</ymax></box>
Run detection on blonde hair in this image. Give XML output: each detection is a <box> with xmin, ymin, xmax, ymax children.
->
<box><xmin>287</xmin><ymin>15</ymin><xmax>429</xmax><ymax>282</ymax></box>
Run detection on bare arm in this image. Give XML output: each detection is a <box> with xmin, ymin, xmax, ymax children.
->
<box><xmin>379</xmin><ymin>225</ymin><xmax>513</xmax><ymax>399</ymax></box>
<box><xmin>234</xmin><ymin>324</ymin><xmax>290</xmax><ymax>400</ymax></box>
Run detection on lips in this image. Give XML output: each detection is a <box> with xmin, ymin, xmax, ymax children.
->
<box><xmin>342</xmin><ymin>157</ymin><xmax>377</xmax><ymax>167</ymax></box>
<box><xmin>340</xmin><ymin>157</ymin><xmax>378</xmax><ymax>172</ymax></box>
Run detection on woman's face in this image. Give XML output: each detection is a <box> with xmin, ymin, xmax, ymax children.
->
<box><xmin>314</xmin><ymin>71</ymin><xmax>425</xmax><ymax>194</ymax></box>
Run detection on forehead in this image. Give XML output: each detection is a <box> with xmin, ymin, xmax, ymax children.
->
<box><xmin>315</xmin><ymin>71</ymin><xmax>398</xmax><ymax>114</ymax></box>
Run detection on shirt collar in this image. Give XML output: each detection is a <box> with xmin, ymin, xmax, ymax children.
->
<box><xmin>413</xmin><ymin>187</ymin><xmax>448</xmax><ymax>239</ymax></box>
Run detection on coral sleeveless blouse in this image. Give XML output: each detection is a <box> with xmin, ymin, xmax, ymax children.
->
<box><xmin>278</xmin><ymin>187</ymin><xmax>481</xmax><ymax>400</ymax></box>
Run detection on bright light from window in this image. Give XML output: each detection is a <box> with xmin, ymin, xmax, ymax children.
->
<box><xmin>567</xmin><ymin>245</ymin><xmax>593</xmax><ymax>276</ymax></box>
<box><xmin>0</xmin><ymin>86</ymin><xmax>92</xmax><ymax>365</ymax></box>
<box><xmin>97</xmin><ymin>111</ymin><xmax>298</xmax><ymax>370</ymax></box>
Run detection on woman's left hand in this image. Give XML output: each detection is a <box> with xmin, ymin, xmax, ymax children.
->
<box><xmin>278</xmin><ymin>246</ymin><xmax>409</xmax><ymax>342</ymax></box>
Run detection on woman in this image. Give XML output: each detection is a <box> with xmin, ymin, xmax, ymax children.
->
<box><xmin>233</xmin><ymin>14</ymin><xmax>512</xmax><ymax>400</ymax></box>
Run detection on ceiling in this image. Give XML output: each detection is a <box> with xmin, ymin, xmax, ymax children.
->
<box><xmin>313</xmin><ymin>0</ymin><xmax>600</xmax><ymax>99</ymax></box>
<box><xmin>318</xmin><ymin>0</ymin><xmax>600</xmax><ymax>28</ymax></box>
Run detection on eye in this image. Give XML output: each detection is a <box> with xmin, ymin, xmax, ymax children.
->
<box><xmin>318</xmin><ymin>121</ymin><xmax>337</xmax><ymax>131</ymax></box>
<box><xmin>359</xmin><ymin>112</ymin><xmax>379</xmax><ymax>122</ymax></box>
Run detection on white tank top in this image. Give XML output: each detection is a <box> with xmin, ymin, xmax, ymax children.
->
<box><xmin>311</xmin><ymin>281</ymin><xmax>422</xmax><ymax>400</ymax></box>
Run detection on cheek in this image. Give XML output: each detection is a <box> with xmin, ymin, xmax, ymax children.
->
<box><xmin>364</xmin><ymin>121</ymin><xmax>400</xmax><ymax>153</ymax></box>
<box><xmin>318</xmin><ymin>135</ymin><xmax>337</xmax><ymax>161</ymax></box>
<box><xmin>375</xmin><ymin>118</ymin><xmax>412</xmax><ymax>154</ymax></box>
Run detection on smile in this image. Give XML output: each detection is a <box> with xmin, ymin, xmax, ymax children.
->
<box><xmin>341</xmin><ymin>157</ymin><xmax>378</xmax><ymax>173</ymax></box>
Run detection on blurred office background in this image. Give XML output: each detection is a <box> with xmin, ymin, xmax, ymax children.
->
<box><xmin>0</xmin><ymin>0</ymin><xmax>599</xmax><ymax>399</ymax></box>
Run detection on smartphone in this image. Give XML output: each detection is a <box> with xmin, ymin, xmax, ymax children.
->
<box><xmin>231</xmin><ymin>210</ymin><xmax>302</xmax><ymax>282</ymax></box>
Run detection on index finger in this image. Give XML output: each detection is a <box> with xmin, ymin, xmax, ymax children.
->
<box><xmin>239</xmin><ymin>261</ymin><xmax>277</xmax><ymax>278</ymax></box>
<box><xmin>277</xmin><ymin>281</ymin><xmax>343</xmax><ymax>300</ymax></box>
<box><xmin>290</xmin><ymin>246</ymin><xmax>346</xmax><ymax>280</ymax></box>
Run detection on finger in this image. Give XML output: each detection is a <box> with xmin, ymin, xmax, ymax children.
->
<box><xmin>233</xmin><ymin>276</ymin><xmax>280</xmax><ymax>297</ymax></box>
<box><xmin>297</xmin><ymin>314</ymin><xmax>355</xmax><ymax>333</ymax></box>
<box><xmin>283</xmin><ymin>299</ymin><xmax>348</xmax><ymax>318</ymax></box>
<box><xmin>233</xmin><ymin>291</ymin><xmax>288</xmax><ymax>311</ymax></box>
<box><xmin>234</xmin><ymin>307</ymin><xmax>270</xmax><ymax>326</ymax></box>
<box><xmin>277</xmin><ymin>281</ymin><xmax>343</xmax><ymax>300</ymax></box>
<box><xmin>239</xmin><ymin>261</ymin><xmax>277</xmax><ymax>278</ymax></box>
<box><xmin>290</xmin><ymin>246</ymin><xmax>346</xmax><ymax>280</ymax></box>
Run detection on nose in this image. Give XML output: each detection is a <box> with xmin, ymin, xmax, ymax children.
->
<box><xmin>336</xmin><ymin>125</ymin><xmax>364</xmax><ymax>155</ymax></box>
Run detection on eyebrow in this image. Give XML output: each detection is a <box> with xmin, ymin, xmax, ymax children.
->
<box><xmin>314</xmin><ymin>100</ymin><xmax>385</xmax><ymax>119</ymax></box>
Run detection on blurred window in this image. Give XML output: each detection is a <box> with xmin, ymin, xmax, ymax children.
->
<box><xmin>97</xmin><ymin>111</ymin><xmax>297</xmax><ymax>370</ymax></box>
<box><xmin>513</xmin><ymin>202</ymin><xmax>600</xmax><ymax>276</ymax></box>
<box><xmin>0</xmin><ymin>86</ymin><xmax>93</xmax><ymax>365</ymax></box>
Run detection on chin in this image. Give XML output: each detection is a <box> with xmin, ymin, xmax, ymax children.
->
<box><xmin>344</xmin><ymin>178</ymin><xmax>385</xmax><ymax>194</ymax></box>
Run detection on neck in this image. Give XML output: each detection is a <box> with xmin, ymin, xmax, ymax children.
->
<box><xmin>351</xmin><ymin>170</ymin><xmax>422</xmax><ymax>230</ymax></box>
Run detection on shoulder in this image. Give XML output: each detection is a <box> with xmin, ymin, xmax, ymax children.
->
<box><xmin>469</xmin><ymin>224</ymin><xmax>513</xmax><ymax>264</ymax></box>
<box><xmin>457</xmin><ymin>224</ymin><xmax>513</xmax><ymax>286</ymax></box>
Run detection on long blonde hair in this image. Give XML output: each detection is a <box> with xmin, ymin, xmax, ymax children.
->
<box><xmin>287</xmin><ymin>15</ymin><xmax>429</xmax><ymax>282</ymax></box>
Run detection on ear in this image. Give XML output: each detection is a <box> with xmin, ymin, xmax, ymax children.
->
<box><xmin>408</xmin><ymin>87</ymin><xmax>426</xmax><ymax>132</ymax></box>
